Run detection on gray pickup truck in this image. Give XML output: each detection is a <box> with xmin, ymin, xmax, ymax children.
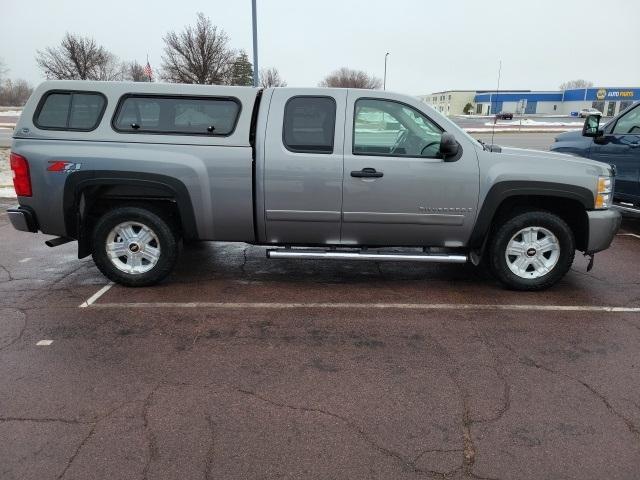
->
<box><xmin>7</xmin><ymin>81</ymin><xmax>621</xmax><ymax>290</ymax></box>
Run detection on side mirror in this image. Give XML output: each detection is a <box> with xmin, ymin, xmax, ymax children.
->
<box><xmin>582</xmin><ymin>114</ymin><xmax>603</xmax><ymax>138</ymax></box>
<box><xmin>440</xmin><ymin>132</ymin><xmax>459</xmax><ymax>161</ymax></box>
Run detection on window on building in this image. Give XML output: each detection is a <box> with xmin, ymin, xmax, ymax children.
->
<box><xmin>35</xmin><ymin>91</ymin><xmax>106</xmax><ymax>131</ymax></box>
<box><xmin>448</xmin><ymin>95</ymin><xmax>452</xmax><ymax>100</ymax></box>
<box><xmin>283</xmin><ymin>96</ymin><xmax>336</xmax><ymax>153</ymax></box>
<box><xmin>353</xmin><ymin>98</ymin><xmax>443</xmax><ymax>158</ymax></box>
<box><xmin>553</xmin><ymin>105</ymin><xmax>557</xmax><ymax>111</ymax></box>
<box><xmin>619</xmin><ymin>101</ymin><xmax>634</xmax><ymax>113</ymax></box>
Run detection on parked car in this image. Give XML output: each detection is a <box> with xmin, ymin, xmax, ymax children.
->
<box><xmin>495</xmin><ymin>112</ymin><xmax>514</xmax><ymax>120</ymax></box>
<box><xmin>7</xmin><ymin>81</ymin><xmax>621</xmax><ymax>290</ymax></box>
<box><xmin>579</xmin><ymin>108</ymin><xmax>603</xmax><ymax>118</ymax></box>
<box><xmin>552</xmin><ymin>102</ymin><xmax>640</xmax><ymax>208</ymax></box>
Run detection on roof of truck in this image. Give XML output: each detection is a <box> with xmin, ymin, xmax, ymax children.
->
<box><xmin>37</xmin><ymin>79</ymin><xmax>260</xmax><ymax>94</ymax></box>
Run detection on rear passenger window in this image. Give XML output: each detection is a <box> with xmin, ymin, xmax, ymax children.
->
<box><xmin>35</xmin><ymin>91</ymin><xmax>106</xmax><ymax>131</ymax></box>
<box><xmin>283</xmin><ymin>96</ymin><xmax>336</xmax><ymax>153</ymax></box>
<box><xmin>112</xmin><ymin>95</ymin><xmax>241</xmax><ymax>136</ymax></box>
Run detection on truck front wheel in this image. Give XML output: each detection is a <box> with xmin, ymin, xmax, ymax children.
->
<box><xmin>91</xmin><ymin>206</ymin><xmax>179</xmax><ymax>287</ymax></box>
<box><xmin>489</xmin><ymin>210</ymin><xmax>575</xmax><ymax>291</ymax></box>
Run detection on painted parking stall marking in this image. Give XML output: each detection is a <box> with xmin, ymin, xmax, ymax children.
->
<box><xmin>617</xmin><ymin>233</ymin><xmax>640</xmax><ymax>240</ymax></box>
<box><xmin>79</xmin><ymin>283</ymin><xmax>113</xmax><ymax>308</ymax></box>
<box><xmin>81</xmin><ymin>300</ymin><xmax>640</xmax><ymax>313</ymax></box>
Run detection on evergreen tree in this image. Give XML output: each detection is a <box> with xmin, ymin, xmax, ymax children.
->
<box><xmin>229</xmin><ymin>51</ymin><xmax>253</xmax><ymax>86</ymax></box>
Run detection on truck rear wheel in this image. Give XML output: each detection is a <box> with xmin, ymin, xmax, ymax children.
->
<box><xmin>489</xmin><ymin>210</ymin><xmax>575</xmax><ymax>291</ymax></box>
<box><xmin>91</xmin><ymin>206</ymin><xmax>179</xmax><ymax>287</ymax></box>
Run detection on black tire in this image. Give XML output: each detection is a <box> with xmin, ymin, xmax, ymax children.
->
<box><xmin>488</xmin><ymin>210</ymin><xmax>575</xmax><ymax>291</ymax></box>
<box><xmin>91</xmin><ymin>206</ymin><xmax>179</xmax><ymax>287</ymax></box>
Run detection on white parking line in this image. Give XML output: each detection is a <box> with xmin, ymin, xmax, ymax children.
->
<box><xmin>36</xmin><ymin>340</ymin><xmax>53</xmax><ymax>346</ymax></box>
<box><xmin>617</xmin><ymin>233</ymin><xmax>640</xmax><ymax>240</ymax></box>
<box><xmin>83</xmin><ymin>301</ymin><xmax>640</xmax><ymax>312</ymax></box>
<box><xmin>79</xmin><ymin>283</ymin><xmax>114</xmax><ymax>308</ymax></box>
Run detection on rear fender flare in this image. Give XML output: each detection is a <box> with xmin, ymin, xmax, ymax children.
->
<box><xmin>64</xmin><ymin>171</ymin><xmax>198</xmax><ymax>256</ymax></box>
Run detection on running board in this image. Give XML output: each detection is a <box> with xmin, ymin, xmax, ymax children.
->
<box><xmin>266</xmin><ymin>249</ymin><xmax>468</xmax><ymax>263</ymax></box>
<box><xmin>613</xmin><ymin>203</ymin><xmax>640</xmax><ymax>216</ymax></box>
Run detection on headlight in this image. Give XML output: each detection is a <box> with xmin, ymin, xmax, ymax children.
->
<box><xmin>595</xmin><ymin>176</ymin><xmax>612</xmax><ymax>209</ymax></box>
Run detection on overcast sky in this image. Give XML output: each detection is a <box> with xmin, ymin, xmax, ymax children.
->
<box><xmin>1</xmin><ymin>0</ymin><xmax>638</xmax><ymax>94</ymax></box>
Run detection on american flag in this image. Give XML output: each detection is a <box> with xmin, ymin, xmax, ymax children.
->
<box><xmin>143</xmin><ymin>57</ymin><xmax>153</xmax><ymax>82</ymax></box>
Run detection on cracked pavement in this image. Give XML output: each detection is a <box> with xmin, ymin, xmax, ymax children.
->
<box><xmin>0</xmin><ymin>199</ymin><xmax>639</xmax><ymax>479</ymax></box>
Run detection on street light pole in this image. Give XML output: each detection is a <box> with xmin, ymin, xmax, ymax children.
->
<box><xmin>383</xmin><ymin>52</ymin><xmax>390</xmax><ymax>90</ymax></box>
<box><xmin>251</xmin><ymin>0</ymin><xmax>259</xmax><ymax>87</ymax></box>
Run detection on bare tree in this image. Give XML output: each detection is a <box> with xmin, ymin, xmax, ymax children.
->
<box><xmin>161</xmin><ymin>13</ymin><xmax>236</xmax><ymax>84</ymax></box>
<box><xmin>559</xmin><ymin>79</ymin><xmax>594</xmax><ymax>91</ymax></box>
<box><xmin>259</xmin><ymin>67</ymin><xmax>287</xmax><ymax>88</ymax></box>
<box><xmin>95</xmin><ymin>52</ymin><xmax>124</xmax><ymax>81</ymax></box>
<box><xmin>0</xmin><ymin>79</ymin><xmax>33</xmax><ymax>106</ymax></box>
<box><xmin>36</xmin><ymin>33</ymin><xmax>122</xmax><ymax>80</ymax></box>
<box><xmin>0</xmin><ymin>58</ymin><xmax>7</xmax><ymax>83</ymax></box>
<box><xmin>124</xmin><ymin>61</ymin><xmax>149</xmax><ymax>82</ymax></box>
<box><xmin>319</xmin><ymin>67</ymin><xmax>381</xmax><ymax>89</ymax></box>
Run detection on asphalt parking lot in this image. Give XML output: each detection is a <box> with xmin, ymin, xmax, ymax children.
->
<box><xmin>1</xmin><ymin>195</ymin><xmax>639</xmax><ymax>479</ymax></box>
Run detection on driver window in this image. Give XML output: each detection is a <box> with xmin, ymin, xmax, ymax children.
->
<box><xmin>353</xmin><ymin>98</ymin><xmax>443</xmax><ymax>157</ymax></box>
<box><xmin>612</xmin><ymin>105</ymin><xmax>640</xmax><ymax>135</ymax></box>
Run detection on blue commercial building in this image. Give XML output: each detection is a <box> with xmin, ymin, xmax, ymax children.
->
<box><xmin>474</xmin><ymin>87</ymin><xmax>640</xmax><ymax>116</ymax></box>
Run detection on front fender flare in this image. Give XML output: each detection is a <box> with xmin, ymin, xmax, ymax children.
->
<box><xmin>468</xmin><ymin>181</ymin><xmax>594</xmax><ymax>249</ymax></box>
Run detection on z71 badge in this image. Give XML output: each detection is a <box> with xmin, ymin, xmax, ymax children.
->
<box><xmin>47</xmin><ymin>161</ymin><xmax>81</xmax><ymax>173</ymax></box>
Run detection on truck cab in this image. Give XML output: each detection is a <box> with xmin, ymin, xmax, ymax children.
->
<box><xmin>255</xmin><ymin>88</ymin><xmax>479</xmax><ymax>248</ymax></box>
<box><xmin>552</xmin><ymin>102</ymin><xmax>640</xmax><ymax>207</ymax></box>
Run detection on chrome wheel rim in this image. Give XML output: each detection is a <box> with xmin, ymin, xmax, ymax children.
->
<box><xmin>105</xmin><ymin>221</ymin><xmax>161</xmax><ymax>275</ymax></box>
<box><xmin>505</xmin><ymin>226</ymin><xmax>560</xmax><ymax>279</ymax></box>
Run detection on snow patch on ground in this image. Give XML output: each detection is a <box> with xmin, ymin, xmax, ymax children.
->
<box><xmin>466</xmin><ymin>127</ymin><xmax>582</xmax><ymax>133</ymax></box>
<box><xmin>484</xmin><ymin>119</ymin><xmax>584</xmax><ymax>127</ymax></box>
<box><xmin>0</xmin><ymin>187</ymin><xmax>16</xmax><ymax>198</ymax></box>
<box><xmin>0</xmin><ymin>110</ymin><xmax>22</xmax><ymax>117</ymax></box>
<box><xmin>0</xmin><ymin>148</ymin><xmax>15</xmax><ymax>198</ymax></box>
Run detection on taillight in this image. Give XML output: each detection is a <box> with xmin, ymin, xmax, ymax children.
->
<box><xmin>10</xmin><ymin>152</ymin><xmax>32</xmax><ymax>197</ymax></box>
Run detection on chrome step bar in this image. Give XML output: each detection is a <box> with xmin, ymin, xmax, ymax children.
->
<box><xmin>267</xmin><ymin>249</ymin><xmax>468</xmax><ymax>263</ymax></box>
<box><xmin>613</xmin><ymin>203</ymin><xmax>640</xmax><ymax>216</ymax></box>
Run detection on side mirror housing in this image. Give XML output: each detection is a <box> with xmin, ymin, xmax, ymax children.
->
<box><xmin>582</xmin><ymin>114</ymin><xmax>603</xmax><ymax>138</ymax></box>
<box><xmin>440</xmin><ymin>132</ymin><xmax>459</xmax><ymax>161</ymax></box>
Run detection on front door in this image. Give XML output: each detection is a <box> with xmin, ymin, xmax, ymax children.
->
<box><xmin>341</xmin><ymin>92</ymin><xmax>480</xmax><ymax>247</ymax></box>
<box><xmin>591</xmin><ymin>103</ymin><xmax>640</xmax><ymax>202</ymax></box>
<box><xmin>263</xmin><ymin>89</ymin><xmax>347</xmax><ymax>244</ymax></box>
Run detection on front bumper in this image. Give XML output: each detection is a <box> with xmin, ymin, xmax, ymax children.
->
<box><xmin>7</xmin><ymin>206</ymin><xmax>38</xmax><ymax>233</ymax></box>
<box><xmin>586</xmin><ymin>209</ymin><xmax>621</xmax><ymax>253</ymax></box>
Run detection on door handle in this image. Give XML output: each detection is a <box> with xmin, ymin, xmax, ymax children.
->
<box><xmin>351</xmin><ymin>168</ymin><xmax>383</xmax><ymax>178</ymax></box>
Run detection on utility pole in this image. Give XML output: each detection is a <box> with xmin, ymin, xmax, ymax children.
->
<box><xmin>383</xmin><ymin>52</ymin><xmax>390</xmax><ymax>90</ymax></box>
<box><xmin>251</xmin><ymin>0</ymin><xmax>259</xmax><ymax>87</ymax></box>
